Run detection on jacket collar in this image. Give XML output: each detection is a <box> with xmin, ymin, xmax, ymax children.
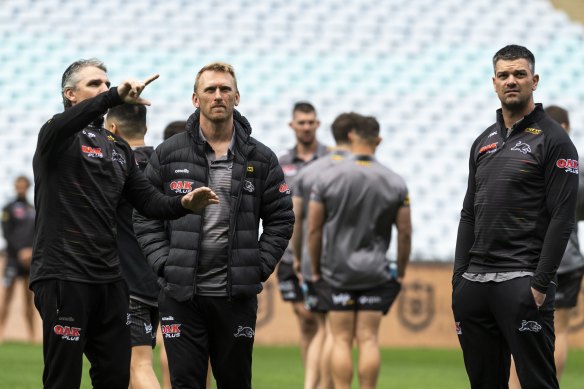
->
<box><xmin>186</xmin><ymin>109</ymin><xmax>255</xmax><ymax>159</ymax></box>
<box><xmin>496</xmin><ymin>103</ymin><xmax>545</xmax><ymax>137</ymax></box>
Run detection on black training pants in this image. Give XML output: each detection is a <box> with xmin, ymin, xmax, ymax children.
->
<box><xmin>452</xmin><ymin>276</ymin><xmax>558</xmax><ymax>389</ymax></box>
<box><xmin>159</xmin><ymin>291</ymin><xmax>258</xmax><ymax>389</ymax></box>
<box><xmin>32</xmin><ymin>279</ymin><xmax>131</xmax><ymax>389</ymax></box>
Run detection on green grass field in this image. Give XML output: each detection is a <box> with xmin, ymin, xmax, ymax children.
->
<box><xmin>1</xmin><ymin>342</ymin><xmax>583</xmax><ymax>388</ymax></box>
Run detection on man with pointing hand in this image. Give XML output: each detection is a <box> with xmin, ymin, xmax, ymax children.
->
<box><xmin>31</xmin><ymin>58</ymin><xmax>218</xmax><ymax>389</ymax></box>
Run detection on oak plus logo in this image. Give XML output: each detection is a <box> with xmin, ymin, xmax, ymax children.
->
<box><xmin>279</xmin><ymin>182</ymin><xmax>290</xmax><ymax>195</ymax></box>
<box><xmin>556</xmin><ymin>159</ymin><xmax>579</xmax><ymax>174</ymax></box>
<box><xmin>161</xmin><ymin>323</ymin><xmax>182</xmax><ymax>339</ymax></box>
<box><xmin>169</xmin><ymin>181</ymin><xmax>193</xmax><ymax>194</ymax></box>
<box><xmin>54</xmin><ymin>325</ymin><xmax>81</xmax><ymax>341</ymax></box>
<box><xmin>81</xmin><ymin>145</ymin><xmax>103</xmax><ymax>158</ymax></box>
<box><xmin>479</xmin><ymin>142</ymin><xmax>498</xmax><ymax>154</ymax></box>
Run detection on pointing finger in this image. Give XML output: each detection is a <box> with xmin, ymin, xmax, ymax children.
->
<box><xmin>144</xmin><ymin>74</ymin><xmax>160</xmax><ymax>86</ymax></box>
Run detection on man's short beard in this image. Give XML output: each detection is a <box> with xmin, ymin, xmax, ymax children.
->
<box><xmin>502</xmin><ymin>97</ymin><xmax>528</xmax><ymax>113</ymax></box>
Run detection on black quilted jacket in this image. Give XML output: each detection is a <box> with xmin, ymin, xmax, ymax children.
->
<box><xmin>133</xmin><ymin>109</ymin><xmax>294</xmax><ymax>301</ymax></box>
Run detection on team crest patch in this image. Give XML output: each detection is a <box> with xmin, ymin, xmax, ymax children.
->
<box><xmin>518</xmin><ymin>320</ymin><xmax>541</xmax><ymax>333</ymax></box>
<box><xmin>243</xmin><ymin>180</ymin><xmax>255</xmax><ymax>193</ymax></box>
<box><xmin>510</xmin><ymin>141</ymin><xmax>531</xmax><ymax>154</ymax></box>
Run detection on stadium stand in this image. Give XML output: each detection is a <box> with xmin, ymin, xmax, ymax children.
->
<box><xmin>1</xmin><ymin>0</ymin><xmax>583</xmax><ymax>260</ymax></box>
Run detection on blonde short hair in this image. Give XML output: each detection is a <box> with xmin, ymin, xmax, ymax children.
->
<box><xmin>193</xmin><ymin>62</ymin><xmax>238</xmax><ymax>93</ymax></box>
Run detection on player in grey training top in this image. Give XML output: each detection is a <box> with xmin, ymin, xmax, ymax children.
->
<box><xmin>291</xmin><ymin>112</ymin><xmax>360</xmax><ymax>389</ymax></box>
<box><xmin>276</xmin><ymin>102</ymin><xmax>328</xmax><ymax>372</ymax></box>
<box><xmin>308</xmin><ymin>116</ymin><xmax>411</xmax><ymax>389</ymax></box>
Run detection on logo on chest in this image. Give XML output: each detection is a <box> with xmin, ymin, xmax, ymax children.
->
<box><xmin>243</xmin><ymin>180</ymin><xmax>255</xmax><ymax>193</ymax></box>
<box><xmin>81</xmin><ymin>145</ymin><xmax>103</xmax><ymax>158</ymax></box>
<box><xmin>170</xmin><ymin>180</ymin><xmax>194</xmax><ymax>194</ymax></box>
<box><xmin>112</xmin><ymin>150</ymin><xmax>126</xmax><ymax>165</ymax></box>
<box><xmin>510</xmin><ymin>141</ymin><xmax>531</xmax><ymax>155</ymax></box>
<box><xmin>479</xmin><ymin>142</ymin><xmax>498</xmax><ymax>154</ymax></box>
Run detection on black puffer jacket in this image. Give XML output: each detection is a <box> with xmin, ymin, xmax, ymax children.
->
<box><xmin>134</xmin><ymin>109</ymin><xmax>294</xmax><ymax>301</ymax></box>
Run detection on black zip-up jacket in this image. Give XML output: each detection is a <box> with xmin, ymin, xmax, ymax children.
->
<box><xmin>2</xmin><ymin>197</ymin><xmax>35</xmax><ymax>261</ymax></box>
<box><xmin>454</xmin><ymin>104</ymin><xmax>578</xmax><ymax>293</ymax></box>
<box><xmin>133</xmin><ymin>109</ymin><xmax>294</xmax><ymax>301</ymax></box>
<box><xmin>117</xmin><ymin>146</ymin><xmax>159</xmax><ymax>302</ymax></box>
<box><xmin>31</xmin><ymin>88</ymin><xmax>189</xmax><ymax>286</ymax></box>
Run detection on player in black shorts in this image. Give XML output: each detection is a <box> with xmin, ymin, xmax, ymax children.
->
<box><xmin>292</xmin><ymin>112</ymin><xmax>359</xmax><ymax>388</ymax></box>
<box><xmin>105</xmin><ymin>104</ymin><xmax>162</xmax><ymax>389</ymax></box>
<box><xmin>308</xmin><ymin>116</ymin><xmax>411</xmax><ymax>389</ymax></box>
<box><xmin>277</xmin><ymin>102</ymin><xmax>328</xmax><ymax>366</ymax></box>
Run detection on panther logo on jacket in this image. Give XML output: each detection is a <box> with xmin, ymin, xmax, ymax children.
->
<box><xmin>243</xmin><ymin>180</ymin><xmax>255</xmax><ymax>193</ymax></box>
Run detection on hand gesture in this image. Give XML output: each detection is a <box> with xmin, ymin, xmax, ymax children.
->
<box><xmin>181</xmin><ymin>187</ymin><xmax>219</xmax><ymax>212</ymax></box>
<box><xmin>117</xmin><ymin>74</ymin><xmax>159</xmax><ymax>105</ymax></box>
<box><xmin>531</xmin><ymin>287</ymin><xmax>546</xmax><ymax>308</ymax></box>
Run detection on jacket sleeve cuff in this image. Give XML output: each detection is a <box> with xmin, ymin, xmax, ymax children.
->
<box><xmin>530</xmin><ymin>277</ymin><xmax>549</xmax><ymax>294</ymax></box>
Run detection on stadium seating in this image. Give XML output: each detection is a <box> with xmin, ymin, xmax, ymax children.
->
<box><xmin>1</xmin><ymin>0</ymin><xmax>583</xmax><ymax>260</ymax></box>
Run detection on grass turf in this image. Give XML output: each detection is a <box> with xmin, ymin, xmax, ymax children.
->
<box><xmin>0</xmin><ymin>342</ymin><xmax>583</xmax><ymax>388</ymax></box>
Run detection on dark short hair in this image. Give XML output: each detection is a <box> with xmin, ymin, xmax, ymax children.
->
<box><xmin>545</xmin><ymin>105</ymin><xmax>569</xmax><ymax>127</ymax></box>
<box><xmin>330</xmin><ymin>112</ymin><xmax>364</xmax><ymax>145</ymax></box>
<box><xmin>106</xmin><ymin>104</ymin><xmax>147</xmax><ymax>140</ymax></box>
<box><xmin>353</xmin><ymin>116</ymin><xmax>380</xmax><ymax>140</ymax></box>
<box><xmin>292</xmin><ymin>101</ymin><xmax>316</xmax><ymax>116</ymax></box>
<box><xmin>163</xmin><ymin>121</ymin><xmax>187</xmax><ymax>140</ymax></box>
<box><xmin>492</xmin><ymin>45</ymin><xmax>535</xmax><ymax>74</ymax></box>
<box><xmin>61</xmin><ymin>58</ymin><xmax>107</xmax><ymax>108</ymax></box>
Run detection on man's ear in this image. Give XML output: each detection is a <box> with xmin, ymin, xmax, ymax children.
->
<box><xmin>63</xmin><ymin>88</ymin><xmax>77</xmax><ymax>105</ymax></box>
<box><xmin>106</xmin><ymin>120</ymin><xmax>118</xmax><ymax>135</ymax></box>
<box><xmin>192</xmin><ymin>93</ymin><xmax>200</xmax><ymax>108</ymax></box>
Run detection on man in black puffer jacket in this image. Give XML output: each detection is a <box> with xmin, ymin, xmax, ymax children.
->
<box><xmin>134</xmin><ymin>62</ymin><xmax>294</xmax><ymax>389</ymax></box>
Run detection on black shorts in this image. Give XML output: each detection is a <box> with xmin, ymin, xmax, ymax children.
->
<box><xmin>2</xmin><ymin>259</ymin><xmax>29</xmax><ymax>288</ymax></box>
<box><xmin>556</xmin><ymin>270</ymin><xmax>584</xmax><ymax>309</ymax></box>
<box><xmin>303</xmin><ymin>279</ymin><xmax>332</xmax><ymax>313</ymax></box>
<box><xmin>128</xmin><ymin>297</ymin><xmax>159</xmax><ymax>348</ymax></box>
<box><xmin>322</xmin><ymin>280</ymin><xmax>402</xmax><ymax>314</ymax></box>
<box><xmin>277</xmin><ymin>262</ymin><xmax>303</xmax><ymax>302</ymax></box>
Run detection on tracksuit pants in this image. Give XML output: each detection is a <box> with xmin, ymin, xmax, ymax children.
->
<box><xmin>32</xmin><ymin>279</ymin><xmax>131</xmax><ymax>389</ymax></box>
<box><xmin>452</xmin><ymin>276</ymin><xmax>558</xmax><ymax>389</ymax></box>
<box><xmin>159</xmin><ymin>290</ymin><xmax>258</xmax><ymax>389</ymax></box>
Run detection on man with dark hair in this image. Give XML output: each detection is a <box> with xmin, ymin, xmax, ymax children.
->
<box><xmin>133</xmin><ymin>61</ymin><xmax>294</xmax><ymax>388</ymax></box>
<box><xmin>509</xmin><ymin>105</ymin><xmax>584</xmax><ymax>388</ymax></box>
<box><xmin>0</xmin><ymin>175</ymin><xmax>35</xmax><ymax>342</ymax></box>
<box><xmin>104</xmin><ymin>104</ymin><xmax>161</xmax><ymax>389</ymax></box>
<box><xmin>163</xmin><ymin>120</ymin><xmax>187</xmax><ymax>141</ymax></box>
<box><xmin>291</xmin><ymin>112</ymin><xmax>361</xmax><ymax>388</ymax></box>
<box><xmin>452</xmin><ymin>45</ymin><xmax>579</xmax><ymax>389</ymax></box>
<box><xmin>276</xmin><ymin>101</ymin><xmax>328</xmax><ymax>366</ymax></box>
<box><xmin>307</xmin><ymin>115</ymin><xmax>410</xmax><ymax>389</ymax></box>
<box><xmin>31</xmin><ymin>58</ymin><xmax>218</xmax><ymax>389</ymax></box>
